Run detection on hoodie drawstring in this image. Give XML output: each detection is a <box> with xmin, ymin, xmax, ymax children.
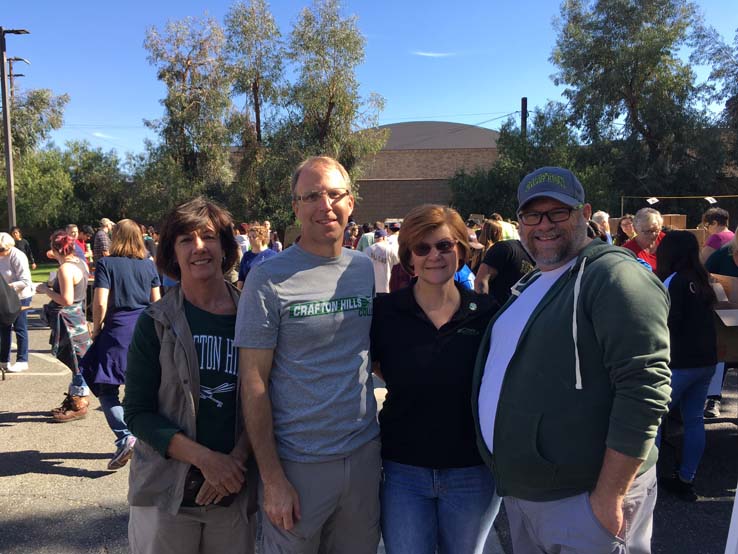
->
<box><xmin>572</xmin><ymin>257</ymin><xmax>587</xmax><ymax>390</ymax></box>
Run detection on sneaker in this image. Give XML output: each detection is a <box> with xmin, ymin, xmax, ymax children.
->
<box><xmin>50</xmin><ymin>394</ymin><xmax>89</xmax><ymax>422</ymax></box>
<box><xmin>108</xmin><ymin>436</ymin><xmax>136</xmax><ymax>470</ymax></box>
<box><xmin>7</xmin><ymin>361</ymin><xmax>28</xmax><ymax>373</ymax></box>
<box><xmin>704</xmin><ymin>398</ymin><xmax>721</xmax><ymax>418</ymax></box>
<box><xmin>660</xmin><ymin>474</ymin><xmax>698</xmax><ymax>502</ymax></box>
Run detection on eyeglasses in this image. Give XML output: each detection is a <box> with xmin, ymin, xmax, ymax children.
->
<box><xmin>517</xmin><ymin>206</ymin><xmax>581</xmax><ymax>226</ymax></box>
<box><xmin>637</xmin><ymin>228</ymin><xmax>660</xmax><ymax>236</ymax></box>
<box><xmin>293</xmin><ymin>188</ymin><xmax>350</xmax><ymax>203</ymax></box>
<box><xmin>411</xmin><ymin>239</ymin><xmax>457</xmax><ymax>257</ymax></box>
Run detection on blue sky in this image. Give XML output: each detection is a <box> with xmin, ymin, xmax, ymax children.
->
<box><xmin>3</xmin><ymin>0</ymin><xmax>737</xmax><ymax>155</ymax></box>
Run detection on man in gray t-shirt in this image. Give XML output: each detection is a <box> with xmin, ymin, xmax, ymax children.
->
<box><xmin>237</xmin><ymin>156</ymin><xmax>380</xmax><ymax>554</ymax></box>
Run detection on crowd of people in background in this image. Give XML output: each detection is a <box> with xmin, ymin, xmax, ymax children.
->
<box><xmin>1</xmin><ymin>156</ymin><xmax>737</xmax><ymax>554</ymax></box>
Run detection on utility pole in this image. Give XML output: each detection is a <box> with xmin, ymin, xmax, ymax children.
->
<box><xmin>7</xmin><ymin>57</ymin><xmax>30</xmax><ymax>101</ymax></box>
<box><xmin>521</xmin><ymin>97</ymin><xmax>528</xmax><ymax>166</ymax></box>
<box><xmin>0</xmin><ymin>27</ymin><xmax>30</xmax><ymax>229</ymax></box>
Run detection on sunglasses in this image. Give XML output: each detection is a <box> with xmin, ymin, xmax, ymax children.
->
<box><xmin>411</xmin><ymin>239</ymin><xmax>457</xmax><ymax>257</ymax></box>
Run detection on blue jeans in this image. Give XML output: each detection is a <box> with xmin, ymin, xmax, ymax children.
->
<box><xmin>69</xmin><ymin>372</ymin><xmax>90</xmax><ymax>397</ymax></box>
<box><xmin>380</xmin><ymin>460</ymin><xmax>500</xmax><ymax>554</ymax></box>
<box><xmin>658</xmin><ymin>365</ymin><xmax>716</xmax><ymax>482</ymax></box>
<box><xmin>0</xmin><ymin>297</ymin><xmax>32</xmax><ymax>363</ymax></box>
<box><xmin>98</xmin><ymin>384</ymin><xmax>131</xmax><ymax>446</ymax></box>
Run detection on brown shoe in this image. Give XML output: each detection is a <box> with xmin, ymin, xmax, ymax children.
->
<box><xmin>50</xmin><ymin>394</ymin><xmax>89</xmax><ymax>422</ymax></box>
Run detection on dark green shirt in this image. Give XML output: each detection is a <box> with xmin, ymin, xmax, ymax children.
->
<box><xmin>124</xmin><ymin>301</ymin><xmax>238</xmax><ymax>457</ymax></box>
<box><xmin>705</xmin><ymin>244</ymin><xmax>738</xmax><ymax>277</ymax></box>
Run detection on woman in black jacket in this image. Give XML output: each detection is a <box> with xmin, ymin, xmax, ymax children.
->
<box><xmin>656</xmin><ymin>231</ymin><xmax>717</xmax><ymax>502</ymax></box>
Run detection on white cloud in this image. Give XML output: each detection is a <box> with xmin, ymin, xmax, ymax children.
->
<box><xmin>412</xmin><ymin>51</ymin><xmax>455</xmax><ymax>58</ymax></box>
<box><xmin>92</xmin><ymin>131</ymin><xmax>116</xmax><ymax>139</ymax></box>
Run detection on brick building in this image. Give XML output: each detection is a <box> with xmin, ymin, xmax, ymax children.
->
<box><xmin>353</xmin><ymin>121</ymin><xmax>499</xmax><ymax>223</ymax></box>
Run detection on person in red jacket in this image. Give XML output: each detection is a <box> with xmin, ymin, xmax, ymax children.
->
<box><xmin>622</xmin><ymin>207</ymin><xmax>665</xmax><ymax>271</ymax></box>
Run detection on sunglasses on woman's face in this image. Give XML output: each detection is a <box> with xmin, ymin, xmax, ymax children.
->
<box><xmin>411</xmin><ymin>239</ymin><xmax>457</xmax><ymax>257</ymax></box>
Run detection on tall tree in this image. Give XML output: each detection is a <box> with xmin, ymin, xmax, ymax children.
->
<box><xmin>693</xmin><ymin>25</ymin><xmax>738</xmax><ymax>164</ymax></box>
<box><xmin>285</xmin><ymin>0</ymin><xmax>387</xmax><ymax>180</ymax></box>
<box><xmin>225</xmin><ymin>0</ymin><xmax>284</xmax><ymax>145</ymax></box>
<box><xmin>144</xmin><ymin>15</ymin><xmax>234</xmax><ymax>189</ymax></box>
<box><xmin>551</xmin><ymin>0</ymin><xmax>701</xmax><ymax>166</ymax></box>
<box><xmin>0</xmin><ymin>88</ymin><xmax>69</xmax><ymax>162</ymax></box>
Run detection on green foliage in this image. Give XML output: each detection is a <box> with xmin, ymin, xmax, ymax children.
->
<box><xmin>11</xmin><ymin>148</ymin><xmax>74</xmax><ymax>228</ymax></box>
<box><xmin>9</xmin><ymin>89</ymin><xmax>69</xmax><ymax>161</ymax></box>
<box><xmin>144</xmin><ymin>15</ymin><xmax>234</xmax><ymax>190</ymax></box>
<box><xmin>449</xmin><ymin>103</ymin><xmax>589</xmax><ymax>219</ymax></box>
<box><xmin>225</xmin><ymin>0</ymin><xmax>285</xmax><ymax>144</ymax></box>
<box><xmin>544</xmin><ymin>0</ymin><xmax>735</xmax><ymax>224</ymax></box>
<box><xmin>552</xmin><ymin>0</ymin><xmax>701</xmax><ymax>165</ymax></box>
<box><xmin>63</xmin><ymin>141</ymin><xmax>129</xmax><ymax>223</ymax></box>
<box><xmin>139</xmin><ymin>0</ymin><xmax>387</xmax><ymax>230</ymax></box>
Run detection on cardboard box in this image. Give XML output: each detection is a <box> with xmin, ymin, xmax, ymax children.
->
<box><xmin>712</xmin><ymin>275</ymin><xmax>738</xmax><ymax>363</ymax></box>
<box><xmin>686</xmin><ymin>228</ymin><xmax>707</xmax><ymax>246</ymax></box>
<box><xmin>713</xmin><ymin>274</ymin><xmax>738</xmax><ymax>303</ymax></box>
<box><xmin>715</xmin><ymin>308</ymin><xmax>738</xmax><ymax>363</ymax></box>
<box><xmin>662</xmin><ymin>214</ymin><xmax>687</xmax><ymax>229</ymax></box>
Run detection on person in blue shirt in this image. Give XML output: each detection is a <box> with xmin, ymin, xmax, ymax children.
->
<box><xmin>236</xmin><ymin>224</ymin><xmax>278</xmax><ymax>290</ymax></box>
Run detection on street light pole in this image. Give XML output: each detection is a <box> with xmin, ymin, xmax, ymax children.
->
<box><xmin>0</xmin><ymin>27</ymin><xmax>29</xmax><ymax>229</ymax></box>
<box><xmin>7</xmin><ymin>57</ymin><xmax>30</xmax><ymax>101</ymax></box>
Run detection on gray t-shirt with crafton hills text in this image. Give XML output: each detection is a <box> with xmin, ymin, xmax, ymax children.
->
<box><xmin>235</xmin><ymin>244</ymin><xmax>379</xmax><ymax>463</ymax></box>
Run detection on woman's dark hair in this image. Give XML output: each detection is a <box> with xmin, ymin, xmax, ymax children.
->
<box><xmin>587</xmin><ymin>220</ymin><xmax>607</xmax><ymax>242</ymax></box>
<box><xmin>656</xmin><ymin>231</ymin><xmax>716</xmax><ymax>304</ymax></box>
<box><xmin>702</xmin><ymin>207</ymin><xmax>729</xmax><ymax>228</ymax></box>
<box><xmin>614</xmin><ymin>214</ymin><xmax>634</xmax><ymax>246</ymax></box>
<box><xmin>156</xmin><ymin>197</ymin><xmax>238</xmax><ymax>280</ymax></box>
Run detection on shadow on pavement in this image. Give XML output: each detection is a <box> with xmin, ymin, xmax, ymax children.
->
<box><xmin>0</xmin><ymin>410</ymin><xmax>55</xmax><ymax>426</ymax></box>
<box><xmin>0</xmin><ymin>505</ymin><xmax>129</xmax><ymax>554</ymax></box>
<box><xmin>0</xmin><ymin>450</ymin><xmax>114</xmax><ymax>478</ymax></box>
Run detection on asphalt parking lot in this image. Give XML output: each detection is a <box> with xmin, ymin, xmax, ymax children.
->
<box><xmin>1</xmin><ymin>295</ymin><xmax>736</xmax><ymax>553</ymax></box>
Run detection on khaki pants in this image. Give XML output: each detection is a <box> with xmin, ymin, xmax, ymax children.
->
<box><xmin>129</xmin><ymin>492</ymin><xmax>255</xmax><ymax>554</ymax></box>
<box><xmin>260</xmin><ymin>438</ymin><xmax>381</xmax><ymax>554</ymax></box>
<box><xmin>504</xmin><ymin>465</ymin><xmax>657</xmax><ymax>554</ymax></box>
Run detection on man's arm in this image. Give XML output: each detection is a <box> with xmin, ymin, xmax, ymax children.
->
<box><xmin>474</xmin><ymin>263</ymin><xmax>498</xmax><ymax>294</ymax></box>
<box><xmin>590</xmin><ymin>448</ymin><xmax>643</xmax><ymax>537</ymax></box>
<box><xmin>240</xmin><ymin>347</ymin><xmax>301</xmax><ymax>530</ymax></box>
<box><xmin>699</xmin><ymin>245</ymin><xmax>716</xmax><ymax>264</ymax></box>
<box><xmin>586</xmin><ymin>258</ymin><xmax>671</xmax><ymax>535</ymax></box>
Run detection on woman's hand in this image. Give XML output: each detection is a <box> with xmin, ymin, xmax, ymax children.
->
<box><xmin>35</xmin><ymin>283</ymin><xmax>50</xmax><ymax>295</ymax></box>
<box><xmin>197</xmin><ymin>450</ymin><xmax>245</xmax><ymax>497</ymax></box>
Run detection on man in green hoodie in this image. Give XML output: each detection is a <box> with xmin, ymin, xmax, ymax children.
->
<box><xmin>473</xmin><ymin>167</ymin><xmax>671</xmax><ymax>554</ymax></box>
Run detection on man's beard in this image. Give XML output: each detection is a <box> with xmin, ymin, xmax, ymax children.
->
<box><xmin>522</xmin><ymin>217</ymin><xmax>589</xmax><ymax>268</ymax></box>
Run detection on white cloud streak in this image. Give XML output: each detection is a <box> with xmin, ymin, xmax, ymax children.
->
<box><xmin>92</xmin><ymin>131</ymin><xmax>116</xmax><ymax>139</ymax></box>
<box><xmin>412</xmin><ymin>51</ymin><xmax>455</xmax><ymax>58</ymax></box>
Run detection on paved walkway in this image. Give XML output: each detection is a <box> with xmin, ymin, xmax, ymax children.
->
<box><xmin>0</xmin><ymin>295</ymin><xmax>501</xmax><ymax>553</ymax></box>
<box><xmin>1</xmin><ymin>293</ymin><xmax>734</xmax><ymax>553</ymax></box>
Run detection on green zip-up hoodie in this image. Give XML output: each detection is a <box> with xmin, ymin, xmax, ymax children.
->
<box><xmin>471</xmin><ymin>240</ymin><xmax>671</xmax><ymax>501</ymax></box>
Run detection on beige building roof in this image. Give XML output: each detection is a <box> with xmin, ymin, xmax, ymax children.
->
<box><xmin>379</xmin><ymin>121</ymin><xmax>499</xmax><ymax>150</ymax></box>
